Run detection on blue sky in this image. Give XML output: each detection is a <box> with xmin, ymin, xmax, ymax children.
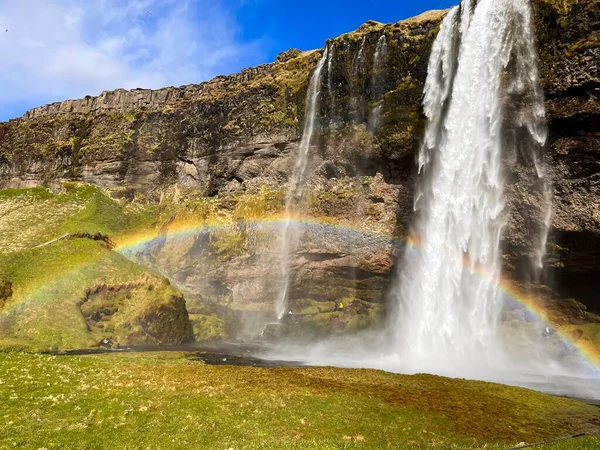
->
<box><xmin>0</xmin><ymin>0</ymin><xmax>456</xmax><ymax>122</ymax></box>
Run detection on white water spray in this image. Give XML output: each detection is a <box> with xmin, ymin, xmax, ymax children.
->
<box><xmin>392</xmin><ymin>0</ymin><xmax>565</xmax><ymax>378</ymax></box>
<box><xmin>275</xmin><ymin>49</ymin><xmax>329</xmax><ymax>320</ymax></box>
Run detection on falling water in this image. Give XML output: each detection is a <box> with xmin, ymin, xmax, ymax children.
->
<box><xmin>373</xmin><ymin>34</ymin><xmax>388</xmax><ymax>71</ymax></box>
<box><xmin>327</xmin><ymin>43</ymin><xmax>337</xmax><ymax>129</ymax></box>
<box><xmin>392</xmin><ymin>0</ymin><xmax>556</xmax><ymax>376</ymax></box>
<box><xmin>369</xmin><ymin>34</ymin><xmax>388</xmax><ymax>131</ymax></box>
<box><xmin>274</xmin><ymin>49</ymin><xmax>329</xmax><ymax>320</ymax></box>
<box><xmin>503</xmin><ymin>0</ymin><xmax>552</xmax><ymax>274</ymax></box>
<box><xmin>353</xmin><ymin>36</ymin><xmax>367</xmax><ymax>75</ymax></box>
<box><xmin>350</xmin><ymin>38</ymin><xmax>367</xmax><ymax>122</ymax></box>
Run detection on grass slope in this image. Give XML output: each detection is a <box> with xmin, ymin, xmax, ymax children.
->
<box><xmin>0</xmin><ymin>352</ymin><xmax>598</xmax><ymax>449</ymax></box>
<box><xmin>0</xmin><ymin>239</ymin><xmax>188</xmax><ymax>351</ymax></box>
<box><xmin>0</xmin><ymin>184</ymin><xmax>195</xmax><ymax>351</ymax></box>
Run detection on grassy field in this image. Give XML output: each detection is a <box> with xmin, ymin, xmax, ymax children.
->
<box><xmin>0</xmin><ymin>351</ymin><xmax>598</xmax><ymax>449</ymax></box>
<box><xmin>0</xmin><ymin>184</ymin><xmax>203</xmax><ymax>351</ymax></box>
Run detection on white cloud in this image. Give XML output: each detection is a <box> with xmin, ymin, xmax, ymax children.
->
<box><xmin>0</xmin><ymin>0</ymin><xmax>264</xmax><ymax>110</ymax></box>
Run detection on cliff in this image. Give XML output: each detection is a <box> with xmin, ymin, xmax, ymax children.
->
<box><xmin>0</xmin><ymin>0</ymin><xmax>598</xmax><ymax>342</ymax></box>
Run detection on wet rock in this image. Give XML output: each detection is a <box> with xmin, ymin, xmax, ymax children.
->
<box><xmin>261</xmin><ymin>322</ymin><xmax>286</xmax><ymax>340</ymax></box>
<box><xmin>99</xmin><ymin>338</ymin><xmax>113</xmax><ymax>349</ymax></box>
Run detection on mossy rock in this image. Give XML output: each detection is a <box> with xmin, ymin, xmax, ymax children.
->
<box><xmin>290</xmin><ymin>298</ymin><xmax>383</xmax><ymax>338</ymax></box>
<box><xmin>190</xmin><ymin>313</ymin><xmax>226</xmax><ymax>341</ymax></box>
<box><xmin>0</xmin><ymin>239</ymin><xmax>193</xmax><ymax>351</ymax></box>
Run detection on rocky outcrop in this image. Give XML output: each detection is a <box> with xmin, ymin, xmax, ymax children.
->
<box><xmin>0</xmin><ymin>0</ymin><xmax>598</xmax><ymax>324</ymax></box>
<box><xmin>21</xmin><ymin>66</ymin><xmax>277</xmax><ymax>120</ymax></box>
<box><xmin>79</xmin><ymin>281</ymin><xmax>193</xmax><ymax>347</ymax></box>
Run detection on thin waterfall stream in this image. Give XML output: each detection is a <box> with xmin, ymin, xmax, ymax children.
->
<box><xmin>275</xmin><ymin>49</ymin><xmax>329</xmax><ymax>320</ymax></box>
<box><xmin>368</xmin><ymin>34</ymin><xmax>388</xmax><ymax>130</ymax></box>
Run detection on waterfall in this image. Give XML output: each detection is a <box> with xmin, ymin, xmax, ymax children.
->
<box><xmin>350</xmin><ymin>37</ymin><xmax>367</xmax><ymax>123</ymax></box>
<box><xmin>373</xmin><ymin>34</ymin><xmax>388</xmax><ymax>71</ymax></box>
<box><xmin>274</xmin><ymin>49</ymin><xmax>328</xmax><ymax>320</ymax></box>
<box><xmin>268</xmin><ymin>0</ymin><xmax>599</xmax><ymax>400</ymax></box>
<box><xmin>327</xmin><ymin>43</ymin><xmax>337</xmax><ymax>129</ymax></box>
<box><xmin>369</xmin><ymin>34</ymin><xmax>388</xmax><ymax>131</ymax></box>
<box><xmin>392</xmin><ymin>0</ymin><xmax>552</xmax><ymax>374</ymax></box>
<box><xmin>353</xmin><ymin>36</ymin><xmax>367</xmax><ymax>75</ymax></box>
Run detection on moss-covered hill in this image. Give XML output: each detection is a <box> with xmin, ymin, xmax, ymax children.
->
<box><xmin>0</xmin><ymin>184</ymin><xmax>195</xmax><ymax>351</ymax></box>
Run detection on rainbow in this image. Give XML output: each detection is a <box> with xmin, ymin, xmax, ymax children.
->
<box><xmin>114</xmin><ymin>214</ymin><xmax>600</xmax><ymax>374</ymax></box>
<box><xmin>114</xmin><ymin>214</ymin><xmax>396</xmax><ymax>253</ymax></box>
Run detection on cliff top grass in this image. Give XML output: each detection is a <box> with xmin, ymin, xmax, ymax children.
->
<box><xmin>0</xmin><ymin>351</ymin><xmax>599</xmax><ymax>449</ymax></box>
<box><xmin>0</xmin><ymin>183</ymin><xmax>187</xmax><ymax>254</ymax></box>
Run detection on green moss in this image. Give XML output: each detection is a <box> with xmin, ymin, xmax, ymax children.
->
<box><xmin>309</xmin><ymin>186</ymin><xmax>356</xmax><ymax>216</ymax></box>
<box><xmin>293</xmin><ymin>298</ymin><xmax>383</xmax><ymax>337</ymax></box>
<box><xmin>561</xmin><ymin>323</ymin><xmax>600</xmax><ymax>348</ymax></box>
<box><xmin>233</xmin><ymin>186</ymin><xmax>285</xmax><ymax>219</ymax></box>
<box><xmin>209</xmin><ymin>223</ymin><xmax>248</xmax><ymax>261</ymax></box>
<box><xmin>567</xmin><ymin>31</ymin><xmax>599</xmax><ymax>55</ymax></box>
<box><xmin>0</xmin><ymin>183</ymin><xmax>162</xmax><ymax>252</ymax></box>
<box><xmin>0</xmin><ymin>186</ymin><xmax>54</xmax><ymax>200</ymax></box>
<box><xmin>294</xmin><ymin>299</ymin><xmax>333</xmax><ymax>315</ymax></box>
<box><xmin>190</xmin><ymin>313</ymin><xmax>226</xmax><ymax>341</ymax></box>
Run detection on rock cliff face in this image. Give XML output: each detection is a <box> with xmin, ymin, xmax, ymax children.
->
<box><xmin>529</xmin><ymin>0</ymin><xmax>600</xmax><ymax>313</ymax></box>
<box><xmin>0</xmin><ymin>11</ymin><xmax>444</xmax><ymax>194</ymax></box>
<box><xmin>0</xmin><ymin>0</ymin><xmax>598</xmax><ymax>331</ymax></box>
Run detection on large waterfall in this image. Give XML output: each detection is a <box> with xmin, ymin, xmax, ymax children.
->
<box><xmin>392</xmin><ymin>0</ymin><xmax>551</xmax><ymax>375</ymax></box>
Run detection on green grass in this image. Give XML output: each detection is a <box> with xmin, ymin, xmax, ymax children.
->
<box><xmin>190</xmin><ymin>313</ymin><xmax>226</xmax><ymax>341</ymax></box>
<box><xmin>0</xmin><ymin>183</ymin><xmax>164</xmax><ymax>253</ymax></box>
<box><xmin>0</xmin><ymin>351</ymin><xmax>598</xmax><ymax>449</ymax></box>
